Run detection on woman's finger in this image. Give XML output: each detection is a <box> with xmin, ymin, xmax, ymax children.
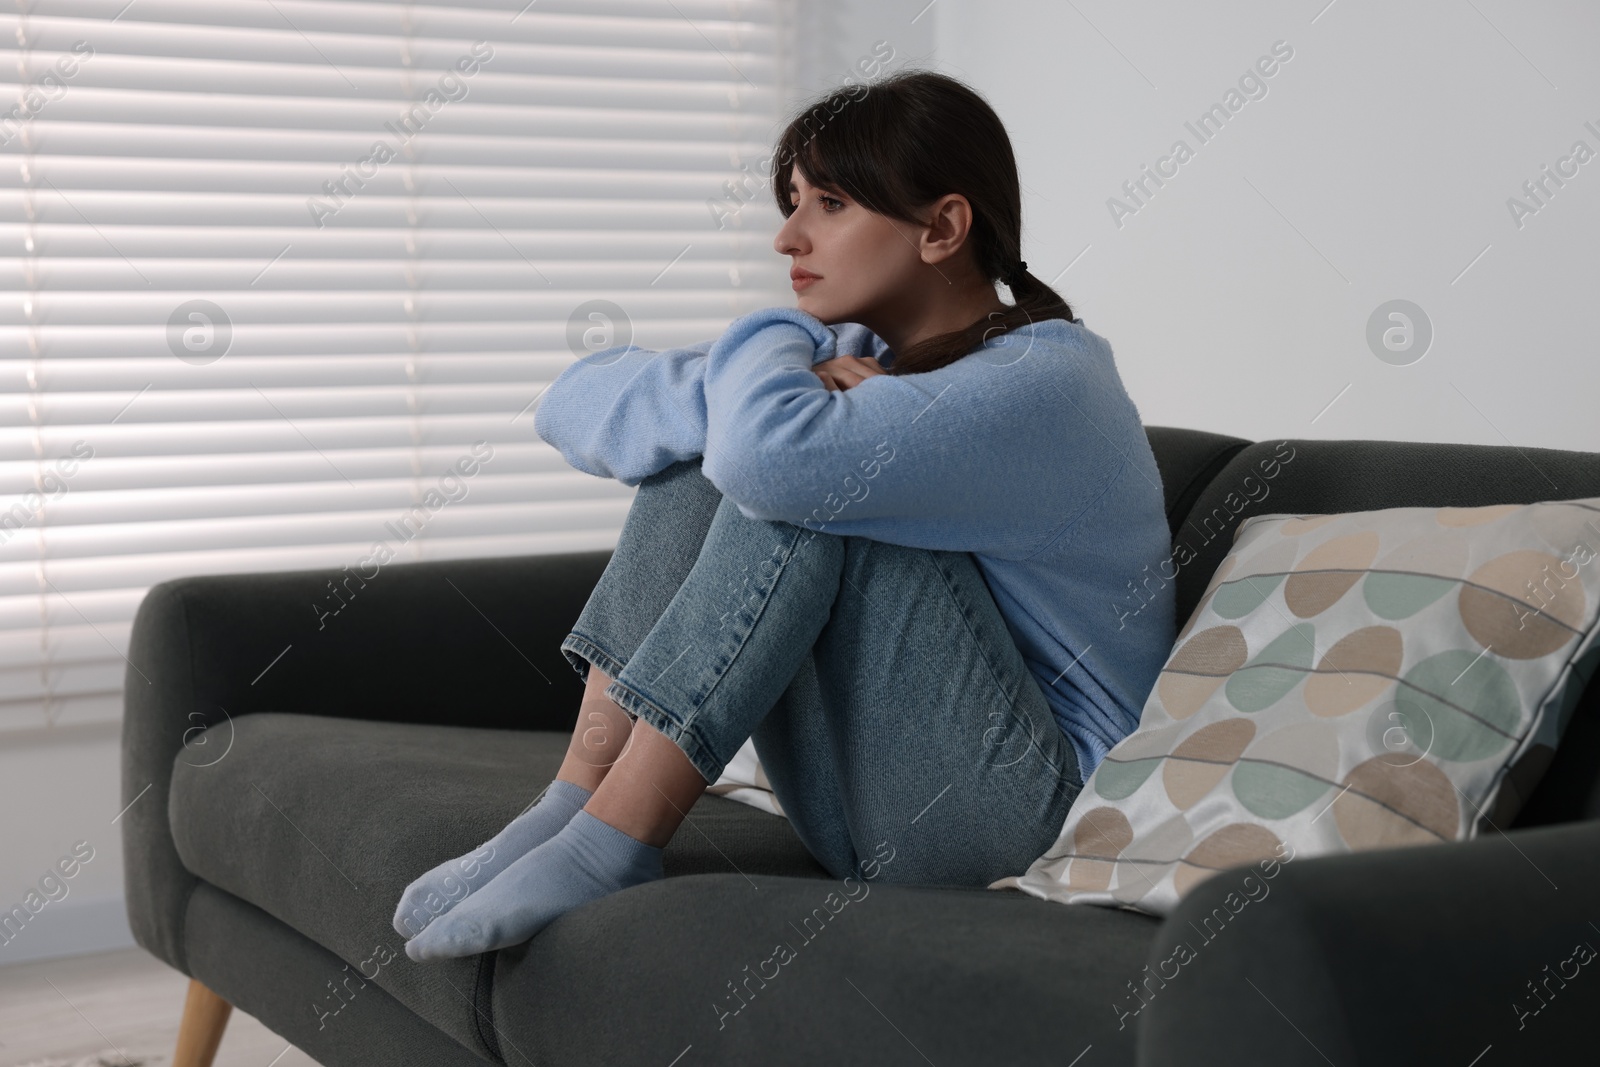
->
<box><xmin>834</xmin><ymin>357</ymin><xmax>885</xmax><ymax>387</ymax></box>
<box><xmin>837</xmin><ymin>358</ymin><xmax>885</xmax><ymax>387</ymax></box>
<box><xmin>813</xmin><ymin>355</ymin><xmax>884</xmax><ymax>391</ymax></box>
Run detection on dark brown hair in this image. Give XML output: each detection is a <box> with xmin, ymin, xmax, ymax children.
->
<box><xmin>769</xmin><ymin>68</ymin><xmax>1074</xmax><ymax>376</ymax></box>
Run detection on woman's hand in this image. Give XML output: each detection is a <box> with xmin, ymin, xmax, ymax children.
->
<box><xmin>812</xmin><ymin>354</ymin><xmax>887</xmax><ymax>392</ymax></box>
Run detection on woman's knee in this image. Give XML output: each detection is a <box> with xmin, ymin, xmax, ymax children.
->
<box><xmin>624</xmin><ymin>457</ymin><xmax>724</xmax><ymax>541</ymax></box>
<box><xmin>638</xmin><ymin>455</ymin><xmax>715</xmax><ymax>495</ymax></box>
<box><xmin>820</xmin><ymin>533</ymin><xmax>931</xmax><ymax>600</ymax></box>
<box><xmin>710</xmin><ymin>501</ymin><xmax>849</xmax><ymax>575</ymax></box>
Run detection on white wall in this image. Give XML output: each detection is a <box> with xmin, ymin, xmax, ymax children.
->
<box><xmin>933</xmin><ymin>0</ymin><xmax>1599</xmax><ymax>452</ymax></box>
<box><xmin>0</xmin><ymin>725</ymin><xmax>134</xmax><ymax>964</ymax></box>
<box><xmin>787</xmin><ymin>0</ymin><xmax>936</xmax><ymax>108</ymax></box>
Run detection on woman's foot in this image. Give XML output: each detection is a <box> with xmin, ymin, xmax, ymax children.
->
<box><xmin>391</xmin><ymin>777</ymin><xmax>593</xmax><ymax>939</ymax></box>
<box><xmin>403</xmin><ymin>809</ymin><xmax>664</xmax><ymax>960</ymax></box>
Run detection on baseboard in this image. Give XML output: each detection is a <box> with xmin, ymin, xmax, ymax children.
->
<box><xmin>0</xmin><ymin>892</ymin><xmax>136</xmax><ymax>967</ymax></box>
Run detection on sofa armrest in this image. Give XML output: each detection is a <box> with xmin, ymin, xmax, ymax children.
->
<box><xmin>120</xmin><ymin>549</ymin><xmax>609</xmax><ymax>972</ymax></box>
<box><xmin>1134</xmin><ymin>820</ymin><xmax>1600</xmax><ymax>1065</ymax></box>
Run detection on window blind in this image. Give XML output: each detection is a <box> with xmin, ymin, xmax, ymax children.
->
<box><xmin>0</xmin><ymin>0</ymin><xmax>796</xmax><ymax>734</ymax></box>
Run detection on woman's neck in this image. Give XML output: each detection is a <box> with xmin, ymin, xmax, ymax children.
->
<box><xmin>858</xmin><ymin>280</ymin><xmax>1009</xmax><ymax>356</ymax></box>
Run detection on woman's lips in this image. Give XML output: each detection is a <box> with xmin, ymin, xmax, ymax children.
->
<box><xmin>791</xmin><ymin>271</ymin><xmax>820</xmax><ymax>292</ymax></box>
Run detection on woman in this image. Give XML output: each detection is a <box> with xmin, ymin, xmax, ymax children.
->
<box><xmin>397</xmin><ymin>69</ymin><xmax>1176</xmax><ymax>961</ymax></box>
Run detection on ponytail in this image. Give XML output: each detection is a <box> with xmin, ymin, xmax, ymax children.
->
<box><xmin>887</xmin><ymin>264</ymin><xmax>1075</xmax><ymax>377</ymax></box>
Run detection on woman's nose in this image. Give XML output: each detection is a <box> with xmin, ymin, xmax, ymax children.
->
<box><xmin>774</xmin><ymin>208</ymin><xmax>806</xmax><ymax>256</ymax></box>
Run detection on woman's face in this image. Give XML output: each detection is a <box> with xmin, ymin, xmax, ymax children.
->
<box><xmin>773</xmin><ymin>168</ymin><xmax>924</xmax><ymax>326</ymax></box>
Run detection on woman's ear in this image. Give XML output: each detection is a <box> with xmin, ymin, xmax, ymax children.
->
<box><xmin>916</xmin><ymin>193</ymin><xmax>976</xmax><ymax>268</ymax></box>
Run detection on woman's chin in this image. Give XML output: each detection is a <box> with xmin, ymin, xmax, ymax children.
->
<box><xmin>794</xmin><ymin>293</ymin><xmax>853</xmax><ymax>325</ymax></box>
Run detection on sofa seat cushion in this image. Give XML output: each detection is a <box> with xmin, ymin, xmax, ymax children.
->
<box><xmin>493</xmin><ymin>871</ymin><xmax>1162</xmax><ymax>1067</ymax></box>
<box><xmin>168</xmin><ymin>711</ymin><xmax>829</xmax><ymax>1060</ymax></box>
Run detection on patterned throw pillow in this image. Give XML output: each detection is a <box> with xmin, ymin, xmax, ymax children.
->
<box><xmin>990</xmin><ymin>497</ymin><xmax>1600</xmax><ymax>916</ymax></box>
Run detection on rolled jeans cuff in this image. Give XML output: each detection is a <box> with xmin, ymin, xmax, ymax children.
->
<box><xmin>559</xmin><ymin>631</ymin><xmax>630</xmax><ymax>687</ymax></box>
<box><xmin>600</xmin><ymin>676</ymin><xmax>724</xmax><ymax>787</ymax></box>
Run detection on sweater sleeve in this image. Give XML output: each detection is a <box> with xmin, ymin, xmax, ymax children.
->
<box><xmin>700</xmin><ymin>306</ymin><xmax>1088</xmax><ymax>557</ymax></box>
<box><xmin>531</xmin><ymin>319</ymin><xmax>889</xmax><ymax>488</ymax></box>
<box><xmin>531</xmin><ymin>339</ymin><xmax>716</xmax><ymax>486</ymax></box>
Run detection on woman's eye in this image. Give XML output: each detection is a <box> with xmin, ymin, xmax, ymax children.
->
<box><xmin>788</xmin><ymin>193</ymin><xmax>843</xmax><ymax>213</ymax></box>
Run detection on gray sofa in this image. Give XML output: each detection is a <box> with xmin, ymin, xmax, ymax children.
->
<box><xmin>121</xmin><ymin>426</ymin><xmax>1600</xmax><ymax>1066</ymax></box>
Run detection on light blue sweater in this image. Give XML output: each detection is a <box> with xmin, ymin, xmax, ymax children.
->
<box><xmin>534</xmin><ymin>306</ymin><xmax>1176</xmax><ymax>780</ymax></box>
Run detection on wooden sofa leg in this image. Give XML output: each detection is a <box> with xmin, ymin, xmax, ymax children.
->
<box><xmin>173</xmin><ymin>978</ymin><xmax>233</xmax><ymax>1067</ymax></box>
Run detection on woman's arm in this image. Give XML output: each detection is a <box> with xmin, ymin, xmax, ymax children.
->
<box><xmin>533</xmin><ymin>317</ymin><xmax>890</xmax><ymax>487</ymax></box>
<box><xmin>700</xmin><ymin>307</ymin><xmax>1127</xmax><ymax>558</ymax></box>
<box><xmin>533</xmin><ymin>339</ymin><xmax>715</xmax><ymax>486</ymax></box>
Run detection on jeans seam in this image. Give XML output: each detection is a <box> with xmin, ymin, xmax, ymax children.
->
<box><xmin>927</xmin><ymin>552</ymin><xmax>1028</xmax><ymax>712</ymax></box>
<box><xmin>928</xmin><ymin>552</ymin><xmax>1080</xmax><ymax>792</ymax></box>
<box><xmin>675</xmin><ymin>520</ymin><xmax>817</xmax><ymax>742</ymax></box>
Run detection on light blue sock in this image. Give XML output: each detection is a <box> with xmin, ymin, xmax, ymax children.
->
<box><xmin>392</xmin><ymin>778</ymin><xmax>592</xmax><ymax>939</ymax></box>
<box><xmin>403</xmin><ymin>809</ymin><xmax>664</xmax><ymax>961</ymax></box>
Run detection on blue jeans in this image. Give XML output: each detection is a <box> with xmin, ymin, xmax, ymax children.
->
<box><xmin>559</xmin><ymin>457</ymin><xmax>1082</xmax><ymax>888</ymax></box>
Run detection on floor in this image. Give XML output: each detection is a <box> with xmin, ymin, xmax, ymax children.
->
<box><xmin>0</xmin><ymin>948</ymin><xmax>321</xmax><ymax>1067</ymax></box>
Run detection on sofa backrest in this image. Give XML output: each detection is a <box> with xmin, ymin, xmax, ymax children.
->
<box><xmin>1143</xmin><ymin>427</ymin><xmax>1600</xmax><ymax>830</ymax></box>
